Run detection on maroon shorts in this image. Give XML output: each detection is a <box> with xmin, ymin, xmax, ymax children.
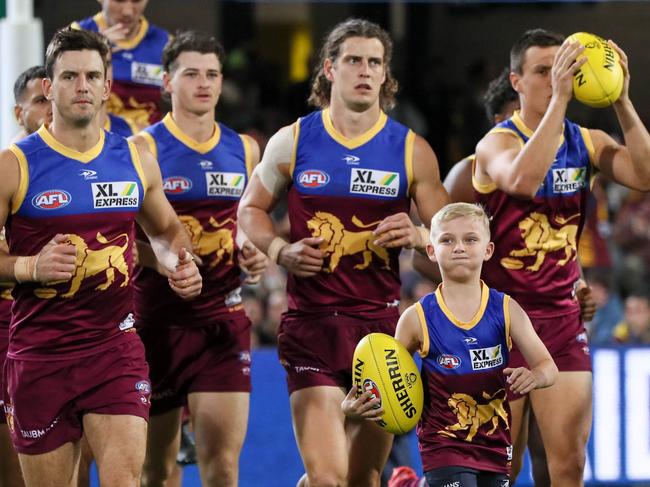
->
<box><xmin>138</xmin><ymin>312</ymin><xmax>252</xmax><ymax>416</ymax></box>
<box><xmin>3</xmin><ymin>334</ymin><xmax>150</xmax><ymax>455</ymax></box>
<box><xmin>508</xmin><ymin>310</ymin><xmax>591</xmax><ymax>400</ymax></box>
<box><xmin>278</xmin><ymin>311</ymin><xmax>399</xmax><ymax>394</ymax></box>
<box><xmin>0</xmin><ymin>332</ymin><xmax>8</xmax><ymax>425</ymax></box>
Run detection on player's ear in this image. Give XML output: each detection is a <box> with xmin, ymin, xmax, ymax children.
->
<box><xmin>484</xmin><ymin>241</ymin><xmax>495</xmax><ymax>261</ymax></box>
<box><xmin>42</xmin><ymin>77</ymin><xmax>53</xmax><ymax>101</ymax></box>
<box><xmin>162</xmin><ymin>71</ymin><xmax>173</xmax><ymax>95</ymax></box>
<box><xmin>102</xmin><ymin>78</ymin><xmax>112</xmax><ymax>102</ymax></box>
<box><xmin>324</xmin><ymin>58</ymin><xmax>335</xmax><ymax>82</ymax></box>
<box><xmin>14</xmin><ymin>105</ymin><xmax>23</xmax><ymax>126</ymax></box>
<box><xmin>509</xmin><ymin>71</ymin><xmax>521</xmax><ymax>94</ymax></box>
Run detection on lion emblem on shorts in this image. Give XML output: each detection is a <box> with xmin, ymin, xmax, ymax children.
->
<box><xmin>306</xmin><ymin>211</ymin><xmax>390</xmax><ymax>273</ymax></box>
<box><xmin>438</xmin><ymin>389</ymin><xmax>509</xmax><ymax>442</ymax></box>
<box><xmin>500</xmin><ymin>212</ymin><xmax>579</xmax><ymax>272</ymax></box>
<box><xmin>179</xmin><ymin>215</ymin><xmax>235</xmax><ymax>268</ymax></box>
<box><xmin>35</xmin><ymin>232</ymin><xmax>130</xmax><ymax>299</ymax></box>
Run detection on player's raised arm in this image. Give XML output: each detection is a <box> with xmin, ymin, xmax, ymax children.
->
<box><xmin>475</xmin><ymin>39</ymin><xmax>586</xmax><ymax>199</ymax></box>
<box><xmin>134</xmin><ymin>143</ymin><xmax>202</xmax><ymax>299</ymax></box>
<box><xmin>586</xmin><ymin>42</ymin><xmax>650</xmax><ymax>191</ymax></box>
<box><xmin>504</xmin><ymin>298</ymin><xmax>558</xmax><ymax>395</ymax></box>
<box><xmin>237</xmin><ymin>124</ymin><xmax>324</xmax><ymax>277</ymax></box>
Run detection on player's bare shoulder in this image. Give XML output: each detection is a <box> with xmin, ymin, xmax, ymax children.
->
<box><xmin>0</xmin><ymin>148</ymin><xmax>21</xmax><ymax>204</ymax></box>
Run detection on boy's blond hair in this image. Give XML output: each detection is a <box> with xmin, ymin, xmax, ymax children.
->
<box><xmin>430</xmin><ymin>203</ymin><xmax>491</xmax><ymax>242</ymax></box>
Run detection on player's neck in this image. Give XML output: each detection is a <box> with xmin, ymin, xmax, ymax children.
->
<box><xmin>439</xmin><ymin>278</ymin><xmax>483</xmax><ymax>323</ymax></box>
<box><xmin>124</xmin><ymin>18</ymin><xmax>144</xmax><ymax>41</ymax></box>
<box><xmin>48</xmin><ymin>116</ymin><xmax>101</xmax><ymax>153</ymax></box>
<box><xmin>170</xmin><ymin>109</ymin><xmax>216</xmax><ymax>143</ymax></box>
<box><xmin>327</xmin><ymin>102</ymin><xmax>382</xmax><ymax>139</ymax></box>
<box><xmin>517</xmin><ymin>106</ymin><xmax>544</xmax><ymax>132</ymax></box>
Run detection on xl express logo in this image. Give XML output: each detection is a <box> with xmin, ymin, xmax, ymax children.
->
<box><xmin>470</xmin><ymin>344</ymin><xmax>504</xmax><ymax>370</ymax></box>
<box><xmin>552</xmin><ymin>168</ymin><xmax>586</xmax><ymax>194</ymax></box>
<box><xmin>350</xmin><ymin>168</ymin><xmax>399</xmax><ymax>197</ymax></box>
<box><xmin>91</xmin><ymin>182</ymin><xmax>140</xmax><ymax>208</ymax></box>
<box><xmin>206</xmin><ymin>172</ymin><xmax>245</xmax><ymax>197</ymax></box>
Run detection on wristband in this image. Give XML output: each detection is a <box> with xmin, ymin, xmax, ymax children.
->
<box><xmin>14</xmin><ymin>255</ymin><xmax>38</xmax><ymax>283</ymax></box>
<box><xmin>267</xmin><ymin>237</ymin><xmax>289</xmax><ymax>264</ymax></box>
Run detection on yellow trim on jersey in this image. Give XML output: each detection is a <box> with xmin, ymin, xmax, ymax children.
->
<box><xmin>240</xmin><ymin>134</ymin><xmax>254</xmax><ymax>178</ymax></box>
<box><xmin>289</xmin><ymin>120</ymin><xmax>301</xmax><ymax>178</ymax></box>
<box><xmin>8</xmin><ymin>145</ymin><xmax>29</xmax><ymax>215</ymax></box>
<box><xmin>511</xmin><ymin>110</ymin><xmax>565</xmax><ymax>147</ymax></box>
<box><xmin>94</xmin><ymin>13</ymin><xmax>149</xmax><ymax>51</ymax></box>
<box><xmin>138</xmin><ymin>131</ymin><xmax>158</xmax><ymax>161</ymax></box>
<box><xmin>405</xmin><ymin>130</ymin><xmax>415</xmax><ymax>197</ymax></box>
<box><xmin>435</xmin><ymin>280</ymin><xmax>489</xmax><ymax>330</ymax></box>
<box><xmin>162</xmin><ymin>113</ymin><xmax>220</xmax><ymax>154</ymax></box>
<box><xmin>38</xmin><ymin>125</ymin><xmax>104</xmax><ymax>163</ymax></box>
<box><xmin>104</xmin><ymin>116</ymin><xmax>112</xmax><ymax>132</ymax></box>
<box><xmin>503</xmin><ymin>294</ymin><xmax>512</xmax><ymax>350</ymax></box>
<box><xmin>128</xmin><ymin>140</ymin><xmax>148</xmax><ymax>195</ymax></box>
<box><xmin>579</xmin><ymin>127</ymin><xmax>596</xmax><ymax>166</ymax></box>
<box><xmin>321</xmin><ymin>108</ymin><xmax>387</xmax><ymax>149</ymax></box>
<box><xmin>70</xmin><ymin>21</ymin><xmax>82</xmax><ymax>30</ymax></box>
<box><xmin>471</xmin><ymin>154</ymin><xmax>497</xmax><ymax>194</ymax></box>
<box><xmin>415</xmin><ymin>302</ymin><xmax>430</xmax><ymax>358</ymax></box>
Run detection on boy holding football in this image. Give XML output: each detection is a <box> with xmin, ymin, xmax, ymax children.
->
<box><xmin>343</xmin><ymin>202</ymin><xmax>557</xmax><ymax>486</ymax></box>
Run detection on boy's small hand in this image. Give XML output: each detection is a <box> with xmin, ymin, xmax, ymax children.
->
<box><xmin>341</xmin><ymin>386</ymin><xmax>384</xmax><ymax>422</ymax></box>
<box><xmin>504</xmin><ymin>367</ymin><xmax>538</xmax><ymax>395</ymax></box>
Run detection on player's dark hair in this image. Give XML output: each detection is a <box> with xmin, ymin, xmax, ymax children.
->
<box><xmin>510</xmin><ymin>28</ymin><xmax>565</xmax><ymax>74</ymax></box>
<box><xmin>45</xmin><ymin>27</ymin><xmax>109</xmax><ymax>79</ymax></box>
<box><xmin>163</xmin><ymin>30</ymin><xmax>225</xmax><ymax>73</ymax></box>
<box><xmin>13</xmin><ymin>66</ymin><xmax>46</xmax><ymax>103</ymax></box>
<box><xmin>308</xmin><ymin>18</ymin><xmax>398</xmax><ymax>111</ymax></box>
<box><xmin>483</xmin><ymin>67</ymin><xmax>518</xmax><ymax>123</ymax></box>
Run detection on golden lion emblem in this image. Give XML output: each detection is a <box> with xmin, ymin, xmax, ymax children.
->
<box><xmin>306</xmin><ymin>211</ymin><xmax>390</xmax><ymax>273</ymax></box>
<box><xmin>35</xmin><ymin>232</ymin><xmax>130</xmax><ymax>299</ymax></box>
<box><xmin>438</xmin><ymin>389</ymin><xmax>509</xmax><ymax>442</ymax></box>
<box><xmin>500</xmin><ymin>212</ymin><xmax>579</xmax><ymax>272</ymax></box>
<box><xmin>180</xmin><ymin>215</ymin><xmax>235</xmax><ymax>268</ymax></box>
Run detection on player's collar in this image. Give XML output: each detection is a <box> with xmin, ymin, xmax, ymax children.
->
<box><xmin>162</xmin><ymin>113</ymin><xmax>221</xmax><ymax>154</ymax></box>
<box><xmin>93</xmin><ymin>12</ymin><xmax>149</xmax><ymax>50</ymax></box>
<box><xmin>38</xmin><ymin>124</ymin><xmax>105</xmax><ymax>164</ymax></box>
<box><xmin>511</xmin><ymin>110</ymin><xmax>565</xmax><ymax>147</ymax></box>
<box><xmin>321</xmin><ymin>108</ymin><xmax>387</xmax><ymax>149</ymax></box>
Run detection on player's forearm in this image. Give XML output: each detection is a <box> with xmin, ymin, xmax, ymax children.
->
<box><xmin>237</xmin><ymin>206</ymin><xmax>283</xmax><ymax>255</ymax></box>
<box><xmin>531</xmin><ymin>358</ymin><xmax>559</xmax><ymax>390</ymax></box>
<box><xmin>613</xmin><ymin>98</ymin><xmax>650</xmax><ymax>187</ymax></box>
<box><xmin>509</xmin><ymin>100</ymin><xmax>567</xmax><ymax>196</ymax></box>
<box><xmin>0</xmin><ymin>253</ymin><xmax>20</xmax><ymax>283</ymax></box>
<box><xmin>147</xmin><ymin>219</ymin><xmax>193</xmax><ymax>272</ymax></box>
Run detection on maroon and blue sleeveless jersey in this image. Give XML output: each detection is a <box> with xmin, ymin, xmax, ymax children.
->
<box><xmin>287</xmin><ymin>109</ymin><xmax>414</xmax><ymax>317</ymax></box>
<box><xmin>106</xmin><ymin>113</ymin><xmax>136</xmax><ymax>138</ymax></box>
<box><xmin>475</xmin><ymin>111</ymin><xmax>593</xmax><ymax>317</ymax></box>
<box><xmin>72</xmin><ymin>13</ymin><xmax>169</xmax><ymax>126</ymax></box>
<box><xmin>416</xmin><ymin>283</ymin><xmax>512</xmax><ymax>474</ymax></box>
<box><xmin>5</xmin><ymin>126</ymin><xmax>146</xmax><ymax>359</ymax></box>
<box><xmin>133</xmin><ymin>114</ymin><xmax>254</xmax><ymax>326</ymax></box>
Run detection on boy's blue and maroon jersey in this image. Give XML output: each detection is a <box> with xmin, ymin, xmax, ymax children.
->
<box><xmin>416</xmin><ymin>283</ymin><xmax>512</xmax><ymax>474</ymax></box>
<box><xmin>73</xmin><ymin>13</ymin><xmax>169</xmax><ymax>126</ymax></box>
<box><xmin>475</xmin><ymin>111</ymin><xmax>593</xmax><ymax>317</ymax></box>
<box><xmin>133</xmin><ymin>114</ymin><xmax>254</xmax><ymax>326</ymax></box>
<box><xmin>5</xmin><ymin>126</ymin><xmax>146</xmax><ymax>359</ymax></box>
<box><xmin>287</xmin><ymin>109</ymin><xmax>414</xmax><ymax>317</ymax></box>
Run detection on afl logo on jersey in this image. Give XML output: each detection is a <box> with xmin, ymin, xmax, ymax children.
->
<box><xmin>437</xmin><ymin>354</ymin><xmax>461</xmax><ymax>370</ymax></box>
<box><xmin>298</xmin><ymin>170</ymin><xmax>330</xmax><ymax>188</ymax></box>
<box><xmin>32</xmin><ymin>190</ymin><xmax>72</xmax><ymax>210</ymax></box>
<box><xmin>163</xmin><ymin>176</ymin><xmax>192</xmax><ymax>194</ymax></box>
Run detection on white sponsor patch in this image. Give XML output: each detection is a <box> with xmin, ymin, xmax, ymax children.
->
<box><xmin>131</xmin><ymin>61</ymin><xmax>163</xmax><ymax>86</ymax></box>
<box><xmin>470</xmin><ymin>344</ymin><xmax>504</xmax><ymax>370</ymax></box>
<box><xmin>205</xmin><ymin>172</ymin><xmax>245</xmax><ymax>197</ymax></box>
<box><xmin>552</xmin><ymin>167</ymin><xmax>586</xmax><ymax>193</ymax></box>
<box><xmin>119</xmin><ymin>313</ymin><xmax>135</xmax><ymax>331</ymax></box>
<box><xmin>92</xmin><ymin>181</ymin><xmax>140</xmax><ymax>208</ymax></box>
<box><xmin>349</xmin><ymin>168</ymin><xmax>399</xmax><ymax>197</ymax></box>
<box><xmin>225</xmin><ymin>287</ymin><xmax>242</xmax><ymax>307</ymax></box>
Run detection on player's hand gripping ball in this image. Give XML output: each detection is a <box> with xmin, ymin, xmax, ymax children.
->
<box><xmin>569</xmin><ymin>32</ymin><xmax>624</xmax><ymax>108</ymax></box>
<box><xmin>352</xmin><ymin>333</ymin><xmax>423</xmax><ymax>435</ymax></box>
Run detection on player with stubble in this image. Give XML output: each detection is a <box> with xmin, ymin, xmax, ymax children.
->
<box><xmin>238</xmin><ymin>18</ymin><xmax>448</xmax><ymax>487</ymax></box>
<box><xmin>0</xmin><ymin>28</ymin><xmax>201</xmax><ymax>487</ymax></box>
